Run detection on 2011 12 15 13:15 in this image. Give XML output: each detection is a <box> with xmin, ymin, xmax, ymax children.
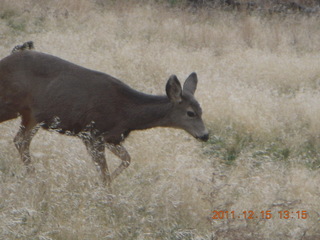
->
<box><xmin>212</xmin><ymin>210</ymin><xmax>308</xmax><ymax>220</ymax></box>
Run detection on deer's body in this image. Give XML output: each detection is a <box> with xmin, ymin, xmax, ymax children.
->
<box><xmin>0</xmin><ymin>50</ymin><xmax>208</xmax><ymax>186</ymax></box>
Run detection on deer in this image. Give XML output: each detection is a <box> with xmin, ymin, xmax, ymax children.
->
<box><xmin>0</xmin><ymin>45</ymin><xmax>209</xmax><ymax>186</ymax></box>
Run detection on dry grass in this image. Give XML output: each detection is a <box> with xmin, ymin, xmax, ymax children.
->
<box><xmin>1</xmin><ymin>1</ymin><xmax>320</xmax><ymax>239</ymax></box>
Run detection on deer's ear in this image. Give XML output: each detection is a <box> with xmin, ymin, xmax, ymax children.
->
<box><xmin>183</xmin><ymin>72</ymin><xmax>198</xmax><ymax>95</ymax></box>
<box><xmin>166</xmin><ymin>75</ymin><xmax>182</xmax><ymax>103</ymax></box>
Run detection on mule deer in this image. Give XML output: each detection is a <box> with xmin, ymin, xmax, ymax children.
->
<box><xmin>0</xmin><ymin>49</ymin><xmax>209</xmax><ymax>186</ymax></box>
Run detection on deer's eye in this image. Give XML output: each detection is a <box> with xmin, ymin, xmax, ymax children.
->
<box><xmin>187</xmin><ymin>111</ymin><xmax>196</xmax><ymax>118</ymax></box>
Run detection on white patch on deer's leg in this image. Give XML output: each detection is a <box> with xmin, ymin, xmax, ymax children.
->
<box><xmin>14</xmin><ymin>125</ymin><xmax>39</xmax><ymax>173</ymax></box>
<box><xmin>81</xmin><ymin>136</ymin><xmax>111</xmax><ymax>186</ymax></box>
<box><xmin>106</xmin><ymin>144</ymin><xmax>131</xmax><ymax>181</ymax></box>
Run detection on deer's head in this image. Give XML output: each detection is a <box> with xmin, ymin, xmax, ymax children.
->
<box><xmin>166</xmin><ymin>72</ymin><xmax>209</xmax><ymax>142</ymax></box>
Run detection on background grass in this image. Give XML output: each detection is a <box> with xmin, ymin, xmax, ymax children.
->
<box><xmin>0</xmin><ymin>0</ymin><xmax>320</xmax><ymax>239</ymax></box>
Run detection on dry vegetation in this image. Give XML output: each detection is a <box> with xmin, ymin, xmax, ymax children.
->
<box><xmin>1</xmin><ymin>0</ymin><xmax>320</xmax><ymax>239</ymax></box>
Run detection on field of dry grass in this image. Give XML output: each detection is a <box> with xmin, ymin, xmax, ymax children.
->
<box><xmin>1</xmin><ymin>0</ymin><xmax>320</xmax><ymax>239</ymax></box>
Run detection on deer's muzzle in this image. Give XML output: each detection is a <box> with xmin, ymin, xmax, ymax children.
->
<box><xmin>197</xmin><ymin>133</ymin><xmax>209</xmax><ymax>142</ymax></box>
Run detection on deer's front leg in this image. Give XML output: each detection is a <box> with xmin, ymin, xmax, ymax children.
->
<box><xmin>81</xmin><ymin>136</ymin><xmax>111</xmax><ymax>186</ymax></box>
<box><xmin>106</xmin><ymin>144</ymin><xmax>131</xmax><ymax>181</ymax></box>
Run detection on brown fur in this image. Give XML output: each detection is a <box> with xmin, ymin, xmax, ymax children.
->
<box><xmin>0</xmin><ymin>50</ymin><xmax>208</xmax><ymax>186</ymax></box>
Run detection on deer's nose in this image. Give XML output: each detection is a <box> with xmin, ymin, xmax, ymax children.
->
<box><xmin>198</xmin><ymin>133</ymin><xmax>209</xmax><ymax>142</ymax></box>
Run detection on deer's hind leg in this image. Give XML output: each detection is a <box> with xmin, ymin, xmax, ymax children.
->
<box><xmin>14</xmin><ymin>110</ymin><xmax>39</xmax><ymax>173</ymax></box>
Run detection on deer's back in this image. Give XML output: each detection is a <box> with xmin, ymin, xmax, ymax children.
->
<box><xmin>0</xmin><ymin>51</ymin><xmax>136</xmax><ymax>134</ymax></box>
<box><xmin>0</xmin><ymin>51</ymin><xmax>125</xmax><ymax>91</ymax></box>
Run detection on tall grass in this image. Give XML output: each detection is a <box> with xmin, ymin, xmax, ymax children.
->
<box><xmin>1</xmin><ymin>1</ymin><xmax>320</xmax><ymax>239</ymax></box>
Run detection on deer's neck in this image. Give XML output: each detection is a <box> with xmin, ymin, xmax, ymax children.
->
<box><xmin>127</xmin><ymin>94</ymin><xmax>172</xmax><ymax>131</ymax></box>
